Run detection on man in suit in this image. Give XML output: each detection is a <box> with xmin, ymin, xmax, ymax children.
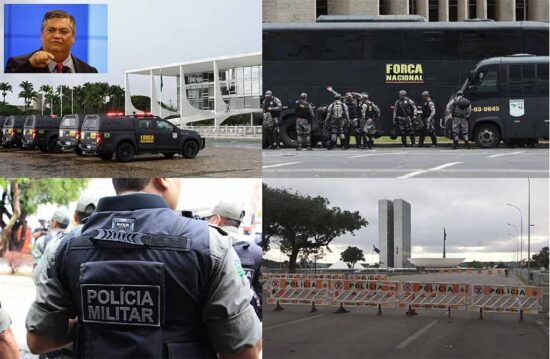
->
<box><xmin>5</xmin><ymin>9</ymin><xmax>98</xmax><ymax>73</ymax></box>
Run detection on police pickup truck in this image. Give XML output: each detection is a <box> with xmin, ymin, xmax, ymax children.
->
<box><xmin>58</xmin><ymin>114</ymin><xmax>85</xmax><ymax>155</ymax></box>
<box><xmin>79</xmin><ymin>114</ymin><xmax>205</xmax><ymax>162</ymax></box>
<box><xmin>1</xmin><ymin>115</ymin><xmax>25</xmax><ymax>148</ymax></box>
<box><xmin>22</xmin><ymin>115</ymin><xmax>63</xmax><ymax>152</ymax></box>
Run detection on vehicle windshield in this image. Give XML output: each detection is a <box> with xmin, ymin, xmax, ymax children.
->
<box><xmin>82</xmin><ymin>116</ymin><xmax>99</xmax><ymax>130</ymax></box>
<box><xmin>4</xmin><ymin>117</ymin><xmax>13</xmax><ymax>127</ymax></box>
<box><xmin>61</xmin><ymin>116</ymin><xmax>78</xmax><ymax>128</ymax></box>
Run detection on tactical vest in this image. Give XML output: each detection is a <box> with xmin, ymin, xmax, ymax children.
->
<box><xmin>295</xmin><ymin>100</ymin><xmax>310</xmax><ymax>119</ymax></box>
<box><xmin>345</xmin><ymin>100</ymin><xmax>358</xmax><ymax>119</ymax></box>
<box><xmin>363</xmin><ymin>101</ymin><xmax>376</xmax><ymax>119</ymax></box>
<box><xmin>395</xmin><ymin>99</ymin><xmax>414</xmax><ymax>117</ymax></box>
<box><xmin>452</xmin><ymin>98</ymin><xmax>470</xmax><ymax>118</ymax></box>
<box><xmin>55</xmin><ymin>208</ymin><xmax>216</xmax><ymax>359</ymax></box>
<box><xmin>264</xmin><ymin>98</ymin><xmax>281</xmax><ymax>117</ymax></box>
<box><xmin>331</xmin><ymin>100</ymin><xmax>344</xmax><ymax>119</ymax></box>
<box><xmin>422</xmin><ymin>101</ymin><xmax>434</xmax><ymax>119</ymax></box>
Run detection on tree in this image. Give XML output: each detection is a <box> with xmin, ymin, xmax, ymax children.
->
<box><xmin>0</xmin><ymin>179</ymin><xmax>88</xmax><ymax>255</ymax></box>
<box><xmin>18</xmin><ymin>81</ymin><xmax>39</xmax><ymax>114</ymax></box>
<box><xmin>0</xmin><ymin>82</ymin><xmax>13</xmax><ymax>104</ymax></box>
<box><xmin>107</xmin><ymin>85</ymin><xmax>125</xmax><ymax>112</ymax></box>
<box><xmin>39</xmin><ymin>85</ymin><xmax>53</xmax><ymax>115</ymax></box>
<box><xmin>263</xmin><ymin>184</ymin><xmax>368</xmax><ymax>273</ymax></box>
<box><xmin>131</xmin><ymin>95</ymin><xmax>151</xmax><ymax>112</ymax></box>
<box><xmin>340</xmin><ymin>246</ymin><xmax>365</xmax><ymax>269</ymax></box>
<box><xmin>532</xmin><ymin>247</ymin><xmax>549</xmax><ymax>269</ymax></box>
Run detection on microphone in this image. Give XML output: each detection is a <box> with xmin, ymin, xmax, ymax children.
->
<box><xmin>62</xmin><ymin>66</ymin><xmax>72</xmax><ymax>73</ymax></box>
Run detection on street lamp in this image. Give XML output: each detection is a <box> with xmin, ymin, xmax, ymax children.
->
<box><xmin>506</xmin><ymin>223</ymin><xmax>519</xmax><ymax>266</ymax></box>
<box><xmin>506</xmin><ymin>203</ymin><xmax>523</xmax><ymax>262</ymax></box>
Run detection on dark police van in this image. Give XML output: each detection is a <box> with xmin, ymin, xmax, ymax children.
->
<box><xmin>1</xmin><ymin>115</ymin><xmax>25</xmax><ymax>148</ymax></box>
<box><xmin>58</xmin><ymin>114</ymin><xmax>85</xmax><ymax>155</ymax></box>
<box><xmin>22</xmin><ymin>115</ymin><xmax>63</xmax><ymax>152</ymax></box>
<box><xmin>456</xmin><ymin>55</ymin><xmax>548</xmax><ymax>148</ymax></box>
<box><xmin>263</xmin><ymin>19</ymin><xmax>549</xmax><ymax>147</ymax></box>
<box><xmin>79</xmin><ymin>114</ymin><xmax>205</xmax><ymax>162</ymax></box>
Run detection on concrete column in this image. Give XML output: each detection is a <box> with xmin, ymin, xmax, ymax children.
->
<box><xmin>263</xmin><ymin>0</ymin><xmax>317</xmax><ymax>23</ymax></box>
<box><xmin>476</xmin><ymin>0</ymin><xmax>487</xmax><ymax>19</ymax></box>
<box><xmin>457</xmin><ymin>0</ymin><xmax>469</xmax><ymax>20</ymax></box>
<box><xmin>328</xmin><ymin>0</ymin><xmax>380</xmax><ymax>15</ymax></box>
<box><xmin>496</xmin><ymin>0</ymin><xmax>516</xmax><ymax>21</ymax></box>
<box><xmin>438</xmin><ymin>0</ymin><xmax>449</xmax><ymax>21</ymax></box>
<box><xmin>389</xmin><ymin>0</ymin><xmax>409</xmax><ymax>14</ymax></box>
<box><xmin>528</xmin><ymin>0</ymin><xmax>549</xmax><ymax>20</ymax></box>
<box><xmin>416</xmin><ymin>0</ymin><xmax>429</xmax><ymax>20</ymax></box>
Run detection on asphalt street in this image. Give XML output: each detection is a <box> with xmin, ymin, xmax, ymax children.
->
<box><xmin>263</xmin><ymin>272</ymin><xmax>549</xmax><ymax>359</ymax></box>
<box><xmin>0</xmin><ymin>138</ymin><xmax>261</xmax><ymax>177</ymax></box>
<box><xmin>262</xmin><ymin>147</ymin><xmax>549</xmax><ymax>178</ymax></box>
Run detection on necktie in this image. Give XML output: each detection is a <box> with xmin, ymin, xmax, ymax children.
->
<box><xmin>56</xmin><ymin>63</ymin><xmax>63</xmax><ymax>73</ymax></box>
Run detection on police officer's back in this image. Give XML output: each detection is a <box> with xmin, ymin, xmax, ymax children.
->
<box><xmin>26</xmin><ymin>178</ymin><xmax>262</xmax><ymax>359</ymax></box>
<box><xmin>204</xmin><ymin>202</ymin><xmax>263</xmax><ymax>320</ymax></box>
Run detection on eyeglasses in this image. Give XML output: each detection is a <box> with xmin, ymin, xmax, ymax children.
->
<box><xmin>44</xmin><ymin>27</ymin><xmax>73</xmax><ymax>37</ymax></box>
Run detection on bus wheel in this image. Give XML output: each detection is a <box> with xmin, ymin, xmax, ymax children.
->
<box><xmin>503</xmin><ymin>139</ymin><xmax>516</xmax><ymax>148</ymax></box>
<box><xmin>280</xmin><ymin>117</ymin><xmax>298</xmax><ymax>148</ymax></box>
<box><xmin>474</xmin><ymin>124</ymin><xmax>501</xmax><ymax>148</ymax></box>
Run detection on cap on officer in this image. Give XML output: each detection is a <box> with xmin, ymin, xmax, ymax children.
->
<box><xmin>345</xmin><ymin>92</ymin><xmax>352</xmax><ymax>99</ymax></box>
<box><xmin>421</xmin><ymin>91</ymin><xmax>430</xmax><ymax>97</ymax></box>
<box><xmin>265</xmin><ymin>90</ymin><xmax>273</xmax><ymax>97</ymax></box>
<box><xmin>202</xmin><ymin>201</ymin><xmax>245</xmax><ymax>222</ymax></box>
<box><xmin>300</xmin><ymin>92</ymin><xmax>307</xmax><ymax>100</ymax></box>
<box><xmin>51</xmin><ymin>207</ymin><xmax>71</xmax><ymax>226</ymax></box>
<box><xmin>76</xmin><ymin>193</ymin><xmax>98</xmax><ymax>213</ymax></box>
<box><xmin>399</xmin><ymin>90</ymin><xmax>407</xmax><ymax>97</ymax></box>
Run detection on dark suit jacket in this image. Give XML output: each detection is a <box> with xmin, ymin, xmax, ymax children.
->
<box><xmin>5</xmin><ymin>49</ymin><xmax>98</xmax><ymax>73</ymax></box>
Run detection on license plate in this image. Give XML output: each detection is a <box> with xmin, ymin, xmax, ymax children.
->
<box><xmin>27</xmin><ymin>129</ymin><xmax>33</xmax><ymax>135</ymax></box>
<box><xmin>90</xmin><ymin>133</ymin><xmax>96</xmax><ymax>139</ymax></box>
<box><xmin>69</xmin><ymin>130</ymin><xmax>76</xmax><ymax>136</ymax></box>
<box><xmin>65</xmin><ymin>141</ymin><xmax>71</xmax><ymax>146</ymax></box>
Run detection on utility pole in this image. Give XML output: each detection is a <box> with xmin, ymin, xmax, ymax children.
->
<box><xmin>506</xmin><ymin>203</ymin><xmax>523</xmax><ymax>265</ymax></box>
<box><xmin>527</xmin><ymin>178</ymin><xmax>531</xmax><ymax>283</ymax></box>
<box><xmin>443</xmin><ymin>228</ymin><xmax>446</xmax><ymax>258</ymax></box>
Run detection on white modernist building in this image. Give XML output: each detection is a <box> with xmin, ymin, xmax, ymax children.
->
<box><xmin>125</xmin><ymin>52</ymin><xmax>262</xmax><ymax>127</ymax></box>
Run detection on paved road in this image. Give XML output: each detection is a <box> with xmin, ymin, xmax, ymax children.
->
<box><xmin>264</xmin><ymin>305</ymin><xmax>548</xmax><ymax>359</ymax></box>
<box><xmin>0</xmin><ymin>139</ymin><xmax>261</xmax><ymax>177</ymax></box>
<box><xmin>263</xmin><ymin>147</ymin><xmax>549</xmax><ymax>178</ymax></box>
<box><xmin>263</xmin><ymin>271</ymin><xmax>548</xmax><ymax>358</ymax></box>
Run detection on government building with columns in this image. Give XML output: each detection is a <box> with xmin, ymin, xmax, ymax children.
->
<box><xmin>263</xmin><ymin>0</ymin><xmax>549</xmax><ymax>23</ymax></box>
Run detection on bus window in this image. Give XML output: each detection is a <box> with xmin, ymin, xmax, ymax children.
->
<box><xmin>468</xmin><ymin>66</ymin><xmax>499</xmax><ymax>97</ymax></box>
<box><xmin>460</xmin><ymin>30</ymin><xmax>522</xmax><ymax>59</ymax></box>
<box><xmin>536</xmin><ymin>64</ymin><xmax>549</xmax><ymax>95</ymax></box>
<box><xmin>521</xmin><ymin>64</ymin><xmax>536</xmax><ymax>95</ymax></box>
<box><xmin>508</xmin><ymin>65</ymin><xmax>522</xmax><ymax>96</ymax></box>
<box><xmin>523</xmin><ymin>30</ymin><xmax>550</xmax><ymax>56</ymax></box>
<box><xmin>403</xmin><ymin>30</ymin><xmax>459</xmax><ymax>60</ymax></box>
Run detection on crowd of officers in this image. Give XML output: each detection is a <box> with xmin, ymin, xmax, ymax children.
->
<box><xmin>263</xmin><ymin>88</ymin><xmax>472</xmax><ymax>150</ymax></box>
<box><xmin>0</xmin><ymin>179</ymin><xmax>263</xmax><ymax>359</ymax></box>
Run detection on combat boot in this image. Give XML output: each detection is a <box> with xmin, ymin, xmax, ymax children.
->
<box><xmin>465</xmin><ymin>140</ymin><xmax>470</xmax><ymax>149</ymax></box>
<box><xmin>401</xmin><ymin>136</ymin><xmax>407</xmax><ymax>147</ymax></box>
<box><xmin>453</xmin><ymin>140</ymin><xmax>458</xmax><ymax>150</ymax></box>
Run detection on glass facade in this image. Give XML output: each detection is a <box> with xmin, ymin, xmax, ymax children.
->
<box><xmin>180</xmin><ymin>65</ymin><xmax>262</xmax><ymax>112</ymax></box>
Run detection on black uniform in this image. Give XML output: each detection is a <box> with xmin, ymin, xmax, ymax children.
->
<box><xmin>295</xmin><ymin>99</ymin><xmax>315</xmax><ymax>150</ymax></box>
<box><xmin>418</xmin><ymin>98</ymin><xmax>438</xmax><ymax>147</ymax></box>
<box><xmin>393</xmin><ymin>97</ymin><xmax>417</xmax><ymax>146</ymax></box>
<box><xmin>262</xmin><ymin>97</ymin><xmax>283</xmax><ymax>149</ymax></box>
<box><xmin>344</xmin><ymin>97</ymin><xmax>360</xmax><ymax>149</ymax></box>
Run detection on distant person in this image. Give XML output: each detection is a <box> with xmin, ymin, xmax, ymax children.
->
<box><xmin>0</xmin><ymin>302</ymin><xmax>19</xmax><ymax>359</ymax></box>
<box><xmin>262</xmin><ymin>90</ymin><xmax>283</xmax><ymax>149</ymax></box>
<box><xmin>360</xmin><ymin>93</ymin><xmax>381</xmax><ymax>149</ymax></box>
<box><xmin>418</xmin><ymin>91</ymin><xmax>437</xmax><ymax>147</ymax></box>
<box><xmin>393</xmin><ymin>90</ymin><xmax>417</xmax><ymax>147</ymax></box>
<box><xmin>325</xmin><ymin>94</ymin><xmax>349</xmax><ymax>150</ymax></box>
<box><xmin>446</xmin><ymin>91</ymin><xmax>471</xmax><ymax>149</ymax></box>
<box><xmin>294</xmin><ymin>92</ymin><xmax>315</xmax><ymax>151</ymax></box>
<box><xmin>5</xmin><ymin>10</ymin><xmax>98</xmax><ymax>73</ymax></box>
<box><xmin>31</xmin><ymin>207</ymin><xmax>70</xmax><ymax>271</ymax></box>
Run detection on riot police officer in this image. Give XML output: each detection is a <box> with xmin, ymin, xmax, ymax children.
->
<box><xmin>446</xmin><ymin>91</ymin><xmax>472</xmax><ymax>149</ymax></box>
<box><xmin>418</xmin><ymin>91</ymin><xmax>438</xmax><ymax>147</ymax></box>
<box><xmin>325</xmin><ymin>94</ymin><xmax>349</xmax><ymax>150</ymax></box>
<box><xmin>26</xmin><ymin>178</ymin><xmax>262</xmax><ymax>359</ymax></box>
<box><xmin>360</xmin><ymin>93</ymin><xmax>381</xmax><ymax>149</ymax></box>
<box><xmin>262</xmin><ymin>90</ymin><xmax>283</xmax><ymax>149</ymax></box>
<box><xmin>344</xmin><ymin>92</ymin><xmax>360</xmax><ymax>149</ymax></box>
<box><xmin>393</xmin><ymin>90</ymin><xmax>417</xmax><ymax>147</ymax></box>
<box><xmin>295</xmin><ymin>92</ymin><xmax>315</xmax><ymax>151</ymax></box>
<box><xmin>204</xmin><ymin>201</ymin><xmax>263</xmax><ymax>321</ymax></box>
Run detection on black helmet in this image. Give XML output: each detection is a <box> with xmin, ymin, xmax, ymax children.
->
<box><xmin>457</xmin><ymin>97</ymin><xmax>470</xmax><ymax>110</ymax></box>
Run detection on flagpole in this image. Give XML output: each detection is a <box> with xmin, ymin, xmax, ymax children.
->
<box><xmin>60</xmin><ymin>86</ymin><xmax>63</xmax><ymax>117</ymax></box>
<box><xmin>160</xmin><ymin>70</ymin><xmax>163</xmax><ymax>118</ymax></box>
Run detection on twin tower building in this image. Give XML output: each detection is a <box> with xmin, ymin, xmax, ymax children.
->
<box><xmin>379</xmin><ymin>199</ymin><xmax>412</xmax><ymax>268</ymax></box>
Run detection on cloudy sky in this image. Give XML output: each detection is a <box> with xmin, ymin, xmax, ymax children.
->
<box><xmin>263</xmin><ymin>178</ymin><xmax>549</xmax><ymax>264</ymax></box>
<box><xmin>0</xmin><ymin>0</ymin><xmax>261</xmax><ymax>105</ymax></box>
